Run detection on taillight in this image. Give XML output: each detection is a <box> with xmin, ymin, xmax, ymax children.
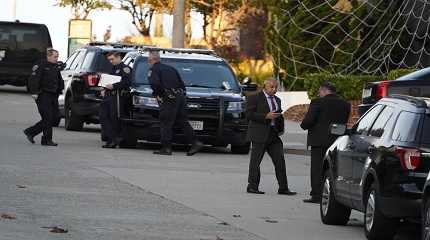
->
<box><xmin>395</xmin><ymin>147</ymin><xmax>421</xmax><ymax>171</ymax></box>
<box><xmin>375</xmin><ymin>80</ymin><xmax>390</xmax><ymax>100</ymax></box>
<box><xmin>83</xmin><ymin>74</ymin><xmax>99</xmax><ymax>87</ymax></box>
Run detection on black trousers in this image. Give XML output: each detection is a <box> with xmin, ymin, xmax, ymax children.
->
<box><xmin>310</xmin><ymin>146</ymin><xmax>328</xmax><ymax>198</ymax></box>
<box><xmin>248</xmin><ymin>128</ymin><xmax>289</xmax><ymax>190</ymax></box>
<box><xmin>25</xmin><ymin>92</ymin><xmax>59</xmax><ymax>142</ymax></box>
<box><xmin>99</xmin><ymin>95</ymin><xmax>127</xmax><ymax>143</ymax></box>
<box><xmin>159</xmin><ymin>94</ymin><xmax>196</xmax><ymax>148</ymax></box>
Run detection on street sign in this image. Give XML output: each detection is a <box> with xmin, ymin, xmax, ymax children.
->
<box><xmin>68</xmin><ymin>19</ymin><xmax>92</xmax><ymax>56</ymax></box>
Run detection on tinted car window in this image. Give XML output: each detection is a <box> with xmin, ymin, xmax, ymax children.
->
<box><xmin>392</xmin><ymin>111</ymin><xmax>421</xmax><ymax>142</ymax></box>
<box><xmin>369</xmin><ymin>106</ymin><xmax>394</xmax><ymax>137</ymax></box>
<box><xmin>0</xmin><ymin>24</ymin><xmax>45</xmax><ymax>51</ymax></box>
<box><xmin>134</xmin><ymin>58</ymin><xmax>239</xmax><ymax>90</ymax></box>
<box><xmin>97</xmin><ymin>52</ymin><xmax>113</xmax><ymax>73</ymax></box>
<box><xmin>421</xmin><ymin>114</ymin><xmax>430</xmax><ymax>144</ymax></box>
<box><xmin>69</xmin><ymin>51</ymin><xmax>85</xmax><ymax>70</ymax></box>
<box><xmin>81</xmin><ymin>51</ymin><xmax>95</xmax><ymax>70</ymax></box>
<box><xmin>355</xmin><ymin>105</ymin><xmax>384</xmax><ymax>135</ymax></box>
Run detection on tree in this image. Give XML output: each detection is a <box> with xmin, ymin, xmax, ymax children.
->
<box><xmin>56</xmin><ymin>0</ymin><xmax>112</xmax><ymax>19</ymax></box>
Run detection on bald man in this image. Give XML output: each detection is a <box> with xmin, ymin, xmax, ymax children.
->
<box><xmin>245</xmin><ymin>78</ymin><xmax>296</xmax><ymax>195</ymax></box>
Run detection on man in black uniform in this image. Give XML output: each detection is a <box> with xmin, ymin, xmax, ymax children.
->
<box><xmin>99</xmin><ymin>51</ymin><xmax>131</xmax><ymax>148</ymax></box>
<box><xmin>148</xmin><ymin>50</ymin><xmax>203</xmax><ymax>156</ymax></box>
<box><xmin>23</xmin><ymin>48</ymin><xmax>64</xmax><ymax>146</ymax></box>
<box><xmin>300</xmin><ymin>81</ymin><xmax>351</xmax><ymax>203</ymax></box>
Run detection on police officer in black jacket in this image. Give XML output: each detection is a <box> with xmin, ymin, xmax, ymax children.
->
<box><xmin>300</xmin><ymin>82</ymin><xmax>351</xmax><ymax>203</ymax></box>
<box><xmin>148</xmin><ymin>50</ymin><xmax>203</xmax><ymax>156</ymax></box>
<box><xmin>99</xmin><ymin>52</ymin><xmax>131</xmax><ymax>148</ymax></box>
<box><xmin>24</xmin><ymin>48</ymin><xmax>64</xmax><ymax>146</ymax></box>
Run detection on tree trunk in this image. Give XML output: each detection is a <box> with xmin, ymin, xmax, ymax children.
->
<box><xmin>172</xmin><ymin>0</ymin><xmax>185</xmax><ymax>48</ymax></box>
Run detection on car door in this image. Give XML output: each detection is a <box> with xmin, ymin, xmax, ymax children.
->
<box><xmin>335</xmin><ymin>105</ymin><xmax>385</xmax><ymax>201</ymax></box>
<box><xmin>59</xmin><ymin>51</ymin><xmax>79</xmax><ymax>107</ymax></box>
<box><xmin>350</xmin><ymin>105</ymin><xmax>395</xmax><ymax>208</ymax></box>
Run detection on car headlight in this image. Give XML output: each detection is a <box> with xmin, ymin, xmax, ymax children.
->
<box><xmin>133</xmin><ymin>96</ymin><xmax>159</xmax><ymax>108</ymax></box>
<box><xmin>227</xmin><ymin>101</ymin><xmax>243</xmax><ymax>112</ymax></box>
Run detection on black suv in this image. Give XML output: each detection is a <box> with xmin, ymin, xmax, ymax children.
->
<box><xmin>119</xmin><ymin>47</ymin><xmax>255</xmax><ymax>154</ymax></box>
<box><xmin>0</xmin><ymin>21</ymin><xmax>52</xmax><ymax>89</ymax></box>
<box><xmin>359</xmin><ymin>68</ymin><xmax>430</xmax><ymax>116</ymax></box>
<box><xmin>58</xmin><ymin>42</ymin><xmax>140</xmax><ymax>130</ymax></box>
<box><xmin>320</xmin><ymin>95</ymin><xmax>430</xmax><ymax>240</ymax></box>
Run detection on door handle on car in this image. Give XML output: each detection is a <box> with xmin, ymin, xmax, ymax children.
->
<box><xmin>368</xmin><ymin>145</ymin><xmax>376</xmax><ymax>154</ymax></box>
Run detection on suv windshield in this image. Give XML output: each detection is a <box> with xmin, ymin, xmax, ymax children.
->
<box><xmin>133</xmin><ymin>58</ymin><xmax>239</xmax><ymax>90</ymax></box>
<box><xmin>0</xmin><ymin>24</ymin><xmax>45</xmax><ymax>51</ymax></box>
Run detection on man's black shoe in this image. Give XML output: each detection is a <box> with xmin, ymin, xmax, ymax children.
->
<box><xmin>102</xmin><ymin>142</ymin><xmax>117</xmax><ymax>149</ymax></box>
<box><xmin>154</xmin><ymin>148</ymin><xmax>172</xmax><ymax>155</ymax></box>
<box><xmin>278</xmin><ymin>189</ymin><xmax>297</xmax><ymax>195</ymax></box>
<box><xmin>187</xmin><ymin>141</ymin><xmax>204</xmax><ymax>156</ymax></box>
<box><xmin>303</xmin><ymin>197</ymin><xmax>320</xmax><ymax>203</ymax></box>
<box><xmin>23</xmin><ymin>130</ymin><xmax>35</xmax><ymax>144</ymax></box>
<box><xmin>246</xmin><ymin>187</ymin><xmax>265</xmax><ymax>194</ymax></box>
<box><xmin>41</xmin><ymin>141</ymin><xmax>58</xmax><ymax>146</ymax></box>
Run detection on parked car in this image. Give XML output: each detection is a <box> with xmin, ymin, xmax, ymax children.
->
<box><xmin>0</xmin><ymin>21</ymin><xmax>52</xmax><ymax>90</ymax></box>
<box><xmin>58</xmin><ymin>42</ymin><xmax>140</xmax><ymax>130</ymax></box>
<box><xmin>320</xmin><ymin>95</ymin><xmax>430</xmax><ymax>240</ymax></box>
<box><xmin>119</xmin><ymin>47</ymin><xmax>256</xmax><ymax>153</ymax></box>
<box><xmin>359</xmin><ymin>68</ymin><xmax>430</xmax><ymax>116</ymax></box>
<box><xmin>421</xmin><ymin>170</ymin><xmax>430</xmax><ymax>240</ymax></box>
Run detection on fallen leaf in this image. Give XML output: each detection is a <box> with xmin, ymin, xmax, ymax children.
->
<box><xmin>16</xmin><ymin>185</ymin><xmax>27</xmax><ymax>189</ymax></box>
<box><xmin>265</xmin><ymin>219</ymin><xmax>278</xmax><ymax>223</ymax></box>
<box><xmin>216</xmin><ymin>236</ymin><xmax>224</xmax><ymax>240</ymax></box>
<box><xmin>216</xmin><ymin>221</ymin><xmax>229</xmax><ymax>226</ymax></box>
<box><xmin>1</xmin><ymin>213</ymin><xmax>16</xmax><ymax>220</ymax></box>
<box><xmin>232</xmin><ymin>214</ymin><xmax>241</xmax><ymax>218</ymax></box>
<box><xmin>42</xmin><ymin>226</ymin><xmax>68</xmax><ymax>233</ymax></box>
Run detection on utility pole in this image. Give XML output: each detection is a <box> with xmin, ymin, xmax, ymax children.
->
<box><xmin>172</xmin><ymin>0</ymin><xmax>185</xmax><ymax>48</ymax></box>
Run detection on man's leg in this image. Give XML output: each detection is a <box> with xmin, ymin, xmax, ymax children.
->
<box><xmin>24</xmin><ymin>95</ymin><xmax>45</xmax><ymax>141</ymax></box>
<box><xmin>266</xmin><ymin>132</ymin><xmax>289</xmax><ymax>190</ymax></box>
<box><xmin>40</xmin><ymin>95</ymin><xmax>54</xmax><ymax>144</ymax></box>
<box><xmin>310</xmin><ymin>146</ymin><xmax>325</xmax><ymax>199</ymax></box>
<box><xmin>159</xmin><ymin>100</ymin><xmax>178</xmax><ymax>149</ymax></box>
<box><xmin>100</xmin><ymin>98</ymin><xmax>114</xmax><ymax>143</ymax></box>
<box><xmin>248</xmin><ymin>142</ymin><xmax>266</xmax><ymax>190</ymax></box>
<box><xmin>174</xmin><ymin>96</ymin><xmax>196</xmax><ymax>144</ymax></box>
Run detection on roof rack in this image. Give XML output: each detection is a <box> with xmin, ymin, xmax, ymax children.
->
<box><xmin>388</xmin><ymin>94</ymin><xmax>428</xmax><ymax>108</ymax></box>
<box><xmin>88</xmin><ymin>41</ymin><xmax>149</xmax><ymax>49</ymax></box>
<box><xmin>139</xmin><ymin>46</ymin><xmax>216</xmax><ymax>56</ymax></box>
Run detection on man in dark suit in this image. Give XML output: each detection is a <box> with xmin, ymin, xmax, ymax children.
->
<box><xmin>300</xmin><ymin>81</ymin><xmax>351</xmax><ymax>203</ymax></box>
<box><xmin>246</xmin><ymin>78</ymin><xmax>296</xmax><ymax>195</ymax></box>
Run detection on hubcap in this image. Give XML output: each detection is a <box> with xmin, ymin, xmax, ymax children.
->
<box><xmin>321</xmin><ymin>177</ymin><xmax>330</xmax><ymax>216</ymax></box>
<box><xmin>365</xmin><ymin>190</ymin><xmax>376</xmax><ymax>231</ymax></box>
<box><xmin>424</xmin><ymin>204</ymin><xmax>430</xmax><ymax>240</ymax></box>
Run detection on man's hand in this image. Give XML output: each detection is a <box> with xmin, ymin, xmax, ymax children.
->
<box><xmin>265</xmin><ymin>111</ymin><xmax>282</xmax><ymax>120</ymax></box>
<box><xmin>100</xmin><ymin>90</ymin><xmax>106</xmax><ymax>97</ymax></box>
<box><xmin>105</xmin><ymin>84</ymin><xmax>114</xmax><ymax>90</ymax></box>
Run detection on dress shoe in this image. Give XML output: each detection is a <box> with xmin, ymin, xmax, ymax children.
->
<box><xmin>23</xmin><ymin>130</ymin><xmax>35</xmax><ymax>144</ymax></box>
<box><xmin>153</xmin><ymin>147</ymin><xmax>172</xmax><ymax>155</ymax></box>
<box><xmin>102</xmin><ymin>142</ymin><xmax>117</xmax><ymax>149</ymax></box>
<box><xmin>187</xmin><ymin>141</ymin><xmax>204</xmax><ymax>156</ymax></box>
<box><xmin>303</xmin><ymin>197</ymin><xmax>320</xmax><ymax>204</ymax></box>
<box><xmin>246</xmin><ymin>187</ymin><xmax>265</xmax><ymax>194</ymax></box>
<box><xmin>278</xmin><ymin>189</ymin><xmax>297</xmax><ymax>195</ymax></box>
<box><xmin>41</xmin><ymin>141</ymin><xmax>58</xmax><ymax>146</ymax></box>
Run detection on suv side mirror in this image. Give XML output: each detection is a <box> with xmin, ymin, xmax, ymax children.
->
<box><xmin>330</xmin><ymin>123</ymin><xmax>347</xmax><ymax>136</ymax></box>
<box><xmin>241</xmin><ymin>77</ymin><xmax>257</xmax><ymax>92</ymax></box>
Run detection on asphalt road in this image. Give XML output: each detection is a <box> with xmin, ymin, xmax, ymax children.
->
<box><xmin>0</xmin><ymin>86</ymin><xmax>421</xmax><ymax>240</ymax></box>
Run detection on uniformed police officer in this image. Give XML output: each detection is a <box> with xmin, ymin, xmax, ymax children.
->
<box><xmin>99</xmin><ymin>51</ymin><xmax>131</xmax><ymax>148</ymax></box>
<box><xmin>23</xmin><ymin>48</ymin><xmax>64</xmax><ymax>146</ymax></box>
<box><xmin>148</xmin><ymin>50</ymin><xmax>203</xmax><ymax>156</ymax></box>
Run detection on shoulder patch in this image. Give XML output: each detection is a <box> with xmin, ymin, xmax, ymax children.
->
<box><xmin>32</xmin><ymin>65</ymin><xmax>39</xmax><ymax>71</ymax></box>
<box><xmin>123</xmin><ymin>67</ymin><xmax>130</xmax><ymax>74</ymax></box>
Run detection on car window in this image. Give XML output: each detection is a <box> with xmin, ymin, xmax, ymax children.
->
<box><xmin>64</xmin><ymin>52</ymin><xmax>78</xmax><ymax>70</ymax></box>
<box><xmin>355</xmin><ymin>105</ymin><xmax>384</xmax><ymax>135</ymax></box>
<box><xmin>69</xmin><ymin>50</ymin><xmax>85</xmax><ymax>70</ymax></box>
<box><xmin>81</xmin><ymin>51</ymin><xmax>95</xmax><ymax>70</ymax></box>
<box><xmin>420</xmin><ymin>114</ymin><xmax>430</xmax><ymax>144</ymax></box>
<box><xmin>392</xmin><ymin>111</ymin><xmax>421</xmax><ymax>142</ymax></box>
<box><xmin>368</xmin><ymin>106</ymin><xmax>394</xmax><ymax>138</ymax></box>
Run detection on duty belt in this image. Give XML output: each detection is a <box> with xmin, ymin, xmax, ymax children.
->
<box><xmin>164</xmin><ymin>88</ymin><xmax>185</xmax><ymax>100</ymax></box>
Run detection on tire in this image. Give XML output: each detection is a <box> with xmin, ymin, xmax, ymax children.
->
<box><xmin>64</xmin><ymin>96</ymin><xmax>83</xmax><ymax>131</ymax></box>
<box><xmin>231</xmin><ymin>143</ymin><xmax>250</xmax><ymax>154</ymax></box>
<box><xmin>364</xmin><ymin>183</ymin><xmax>398</xmax><ymax>240</ymax></box>
<box><xmin>422</xmin><ymin>197</ymin><xmax>430</xmax><ymax>240</ymax></box>
<box><xmin>320</xmin><ymin>170</ymin><xmax>351</xmax><ymax>225</ymax></box>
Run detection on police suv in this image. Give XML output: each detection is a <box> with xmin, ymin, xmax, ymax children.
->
<box><xmin>120</xmin><ymin>47</ymin><xmax>255</xmax><ymax>154</ymax></box>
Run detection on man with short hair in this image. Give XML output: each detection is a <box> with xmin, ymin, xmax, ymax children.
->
<box><xmin>148</xmin><ymin>50</ymin><xmax>203</xmax><ymax>156</ymax></box>
<box><xmin>301</xmin><ymin>81</ymin><xmax>351</xmax><ymax>203</ymax></box>
<box><xmin>24</xmin><ymin>48</ymin><xmax>64</xmax><ymax>146</ymax></box>
<box><xmin>99</xmin><ymin>51</ymin><xmax>131</xmax><ymax>148</ymax></box>
<box><xmin>245</xmin><ymin>78</ymin><xmax>296</xmax><ymax>195</ymax></box>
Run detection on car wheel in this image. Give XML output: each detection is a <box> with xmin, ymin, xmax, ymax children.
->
<box><xmin>364</xmin><ymin>183</ymin><xmax>398</xmax><ymax>240</ymax></box>
<box><xmin>423</xmin><ymin>197</ymin><xmax>430</xmax><ymax>240</ymax></box>
<box><xmin>231</xmin><ymin>143</ymin><xmax>250</xmax><ymax>154</ymax></box>
<box><xmin>320</xmin><ymin>170</ymin><xmax>351</xmax><ymax>225</ymax></box>
<box><xmin>64</xmin><ymin>96</ymin><xmax>83</xmax><ymax>131</ymax></box>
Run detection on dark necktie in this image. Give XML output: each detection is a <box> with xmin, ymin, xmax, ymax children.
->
<box><xmin>269</xmin><ymin>96</ymin><xmax>276</xmax><ymax>126</ymax></box>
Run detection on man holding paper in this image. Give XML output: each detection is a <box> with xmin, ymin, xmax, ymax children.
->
<box><xmin>245</xmin><ymin>78</ymin><xmax>296</xmax><ymax>195</ymax></box>
<box><xmin>99</xmin><ymin>52</ymin><xmax>131</xmax><ymax>148</ymax></box>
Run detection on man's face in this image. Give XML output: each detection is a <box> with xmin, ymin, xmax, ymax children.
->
<box><xmin>264</xmin><ymin>80</ymin><xmax>278</xmax><ymax>96</ymax></box>
<box><xmin>47</xmin><ymin>52</ymin><xmax>59</xmax><ymax>64</ymax></box>
<box><xmin>318</xmin><ymin>87</ymin><xmax>329</xmax><ymax>97</ymax></box>
<box><xmin>148</xmin><ymin>55</ymin><xmax>156</xmax><ymax>66</ymax></box>
<box><xmin>108</xmin><ymin>55</ymin><xmax>122</xmax><ymax>65</ymax></box>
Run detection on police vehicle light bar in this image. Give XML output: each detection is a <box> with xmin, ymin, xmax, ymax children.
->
<box><xmin>139</xmin><ymin>46</ymin><xmax>216</xmax><ymax>56</ymax></box>
<box><xmin>88</xmin><ymin>41</ymin><xmax>151</xmax><ymax>49</ymax></box>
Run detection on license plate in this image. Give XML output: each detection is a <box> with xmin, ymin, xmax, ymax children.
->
<box><xmin>0</xmin><ymin>50</ymin><xmax>5</xmax><ymax>61</ymax></box>
<box><xmin>362</xmin><ymin>88</ymin><xmax>372</xmax><ymax>98</ymax></box>
<box><xmin>189</xmin><ymin>121</ymin><xmax>203</xmax><ymax>130</ymax></box>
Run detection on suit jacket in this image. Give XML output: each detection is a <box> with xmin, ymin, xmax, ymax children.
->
<box><xmin>300</xmin><ymin>94</ymin><xmax>351</xmax><ymax>147</ymax></box>
<box><xmin>246</xmin><ymin>91</ymin><xmax>284</xmax><ymax>143</ymax></box>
